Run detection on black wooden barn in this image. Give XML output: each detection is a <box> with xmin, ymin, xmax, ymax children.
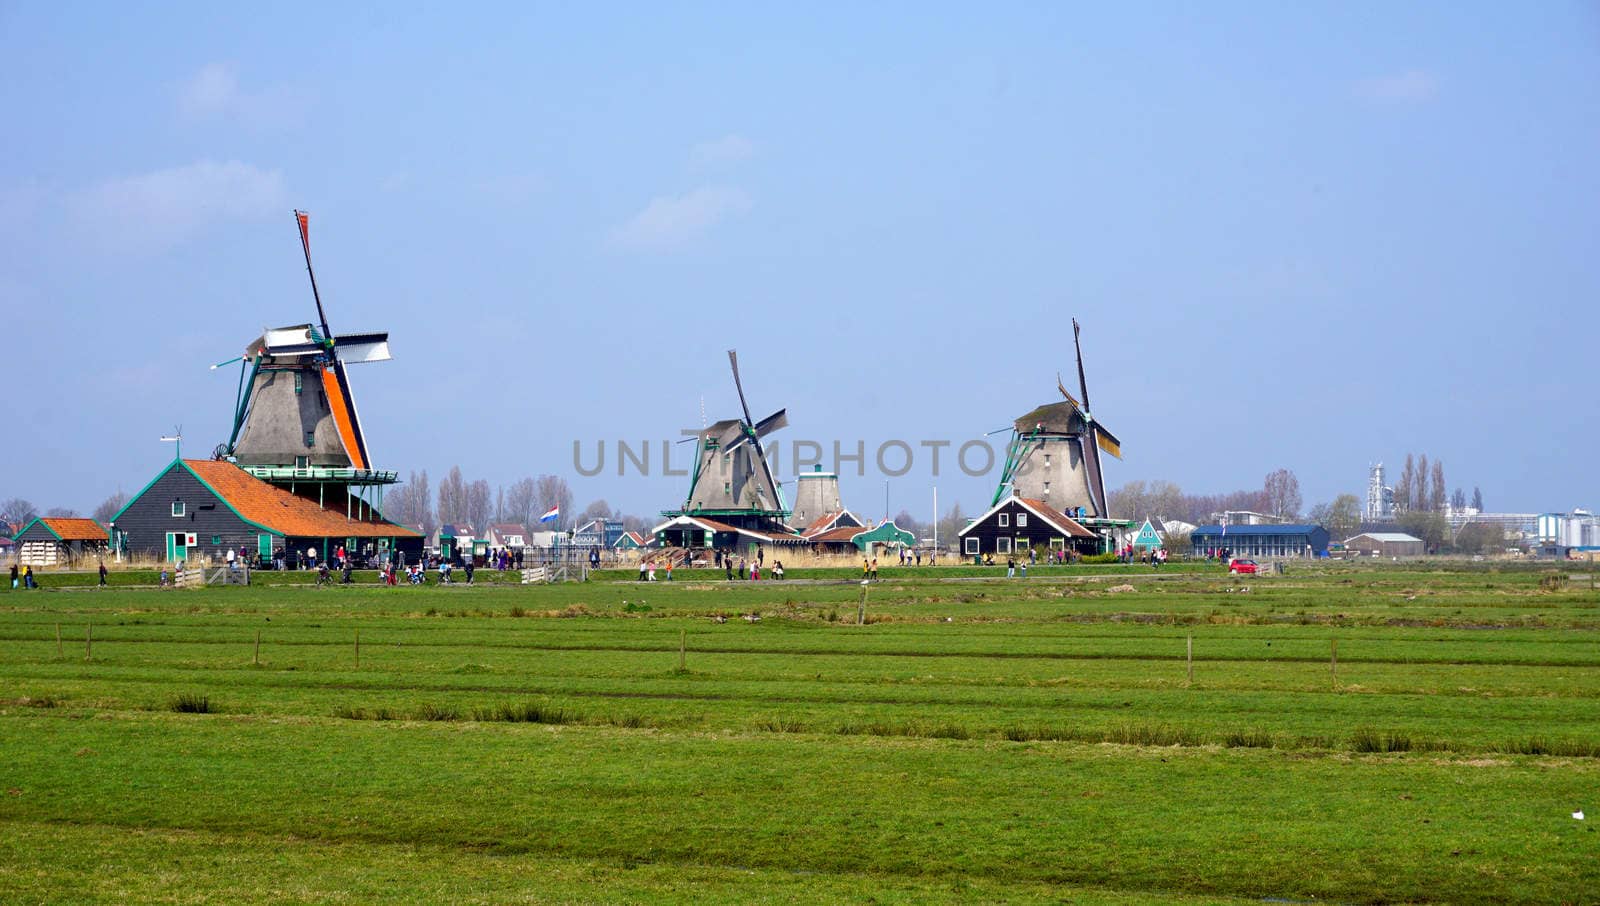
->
<box><xmin>111</xmin><ymin>458</ymin><xmax>423</xmax><ymax>566</ymax></box>
<box><xmin>957</xmin><ymin>495</ymin><xmax>1099</xmax><ymax>559</ymax></box>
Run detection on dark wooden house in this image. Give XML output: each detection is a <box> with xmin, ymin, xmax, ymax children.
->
<box><xmin>957</xmin><ymin>495</ymin><xmax>1098</xmax><ymax>559</ymax></box>
<box><xmin>111</xmin><ymin>459</ymin><xmax>423</xmax><ymax>565</ymax></box>
<box><xmin>13</xmin><ymin>517</ymin><xmax>109</xmax><ymax>566</ymax></box>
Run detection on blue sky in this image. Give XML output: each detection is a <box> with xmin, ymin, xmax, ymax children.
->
<box><xmin>3</xmin><ymin>2</ymin><xmax>1597</xmax><ymax>521</ymax></box>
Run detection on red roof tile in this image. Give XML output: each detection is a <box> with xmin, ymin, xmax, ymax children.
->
<box><xmin>184</xmin><ymin>460</ymin><xmax>421</xmax><ymax>539</ymax></box>
<box><xmin>809</xmin><ymin>525</ymin><xmax>869</xmax><ymax>543</ymax></box>
<box><xmin>1016</xmin><ymin>498</ymin><xmax>1095</xmax><ymax>537</ymax></box>
<box><xmin>40</xmin><ymin>518</ymin><xmax>108</xmax><ymax>542</ymax></box>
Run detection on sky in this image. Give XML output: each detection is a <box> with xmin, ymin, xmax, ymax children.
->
<box><xmin>3</xmin><ymin>2</ymin><xmax>1598</xmax><ymax>523</ymax></box>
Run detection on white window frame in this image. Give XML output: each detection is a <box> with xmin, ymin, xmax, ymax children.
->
<box><xmin>998</xmin><ymin>513</ymin><xmax>1009</xmax><ymax>528</ymax></box>
<box><xmin>964</xmin><ymin>537</ymin><xmax>979</xmax><ymax>554</ymax></box>
<box><xmin>1050</xmin><ymin>538</ymin><xmax>1065</xmax><ymax>550</ymax></box>
<box><xmin>996</xmin><ymin>537</ymin><xmax>1012</xmax><ymax>554</ymax></box>
<box><xmin>1016</xmin><ymin>537</ymin><xmax>1029</xmax><ymax>551</ymax></box>
<box><xmin>171</xmin><ymin>501</ymin><xmax>186</xmax><ymax>517</ymax></box>
<box><xmin>1016</xmin><ymin>513</ymin><xmax>1028</xmax><ymax>527</ymax></box>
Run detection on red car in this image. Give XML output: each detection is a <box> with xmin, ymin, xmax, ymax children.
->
<box><xmin>1228</xmin><ymin>558</ymin><xmax>1258</xmax><ymax>575</ymax></box>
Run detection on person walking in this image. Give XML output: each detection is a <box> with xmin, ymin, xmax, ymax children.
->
<box><xmin>10</xmin><ymin>563</ymin><xmax>18</xmax><ymax>589</ymax></box>
<box><xmin>725</xmin><ymin>555</ymin><xmax>734</xmax><ymax>581</ymax></box>
<box><xmin>24</xmin><ymin>565</ymin><xmax>36</xmax><ymax>589</ymax></box>
<box><xmin>639</xmin><ymin>559</ymin><xmax>648</xmax><ymax>582</ymax></box>
<box><xmin>98</xmin><ymin>561</ymin><xmax>108</xmax><ymax>587</ymax></box>
<box><xmin>664</xmin><ymin>559</ymin><xmax>673</xmax><ymax>581</ymax></box>
<box><xmin>1006</xmin><ymin>556</ymin><xmax>1016</xmax><ymax>579</ymax></box>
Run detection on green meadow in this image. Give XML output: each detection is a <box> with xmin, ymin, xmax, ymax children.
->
<box><xmin>2</xmin><ymin>562</ymin><xmax>1597</xmax><ymax>903</ymax></box>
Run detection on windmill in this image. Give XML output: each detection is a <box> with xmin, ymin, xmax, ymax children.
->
<box><xmin>990</xmin><ymin>318</ymin><xmax>1123</xmax><ymax>517</ymax></box>
<box><xmin>216</xmin><ymin>211</ymin><xmax>393</xmax><ymax>477</ymax></box>
<box><xmin>673</xmin><ymin>350</ymin><xmax>789</xmax><ymax>524</ymax></box>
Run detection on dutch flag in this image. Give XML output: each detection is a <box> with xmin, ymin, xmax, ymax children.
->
<box><xmin>539</xmin><ymin>505</ymin><xmax>560</xmax><ymax>523</ymax></box>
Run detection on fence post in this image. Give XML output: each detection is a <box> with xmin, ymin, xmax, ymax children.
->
<box><xmin>255</xmin><ymin>629</ymin><xmax>262</xmax><ymax>666</ymax></box>
<box><xmin>857</xmin><ymin>581</ymin><xmax>869</xmax><ymax>625</ymax></box>
<box><xmin>1331</xmin><ymin>638</ymin><xmax>1338</xmax><ymax>689</ymax></box>
<box><xmin>678</xmin><ymin>629</ymin><xmax>686</xmax><ymax>672</ymax></box>
<box><xmin>86</xmin><ymin>622</ymin><xmax>93</xmax><ymax>661</ymax></box>
<box><xmin>56</xmin><ymin>623</ymin><xmax>62</xmax><ymax>658</ymax></box>
<box><xmin>1186</xmin><ymin>635</ymin><xmax>1193</xmax><ymax>684</ymax></box>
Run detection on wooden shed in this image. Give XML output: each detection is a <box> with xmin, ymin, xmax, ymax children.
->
<box><xmin>13</xmin><ymin>517</ymin><xmax>108</xmax><ymax>566</ymax></box>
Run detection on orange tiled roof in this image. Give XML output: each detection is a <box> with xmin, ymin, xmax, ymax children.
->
<box><xmin>810</xmin><ymin>525</ymin><xmax>869</xmax><ymax>543</ymax></box>
<box><xmin>1016</xmin><ymin>498</ymin><xmax>1095</xmax><ymax>538</ymax></box>
<box><xmin>801</xmin><ymin>510</ymin><xmax>846</xmax><ymax>537</ymax></box>
<box><xmin>184</xmin><ymin>460</ymin><xmax>421</xmax><ymax>539</ymax></box>
<box><xmin>41</xmin><ymin>518</ymin><xmax>108</xmax><ymax>541</ymax></box>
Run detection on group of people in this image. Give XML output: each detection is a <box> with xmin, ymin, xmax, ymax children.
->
<box><xmin>10</xmin><ymin>563</ymin><xmax>37</xmax><ymax>589</ymax></box>
<box><xmin>894</xmin><ymin>548</ymin><xmax>936</xmax><ymax>567</ymax></box>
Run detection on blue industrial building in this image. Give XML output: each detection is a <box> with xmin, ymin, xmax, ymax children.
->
<box><xmin>1190</xmin><ymin>524</ymin><xmax>1330</xmax><ymax>558</ymax></box>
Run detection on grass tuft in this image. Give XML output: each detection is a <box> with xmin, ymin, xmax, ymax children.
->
<box><xmin>472</xmin><ymin>701</ymin><xmax>575</xmax><ymax>724</ymax></box>
<box><xmin>756</xmin><ymin>716</ymin><xmax>808</xmax><ymax>733</ymax></box>
<box><xmin>169</xmin><ymin>693</ymin><xmax>212</xmax><ymax>714</ymax></box>
<box><xmin>1222</xmin><ymin>730</ymin><xmax>1275</xmax><ymax>749</ymax></box>
<box><xmin>415</xmin><ymin>703</ymin><xmax>461</xmax><ymax>721</ymax></box>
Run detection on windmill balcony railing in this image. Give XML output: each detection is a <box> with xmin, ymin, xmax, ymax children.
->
<box><xmin>240</xmin><ymin>465</ymin><xmax>399</xmax><ymax>484</ymax></box>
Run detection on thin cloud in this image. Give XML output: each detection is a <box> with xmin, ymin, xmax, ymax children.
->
<box><xmin>611</xmin><ymin>186</ymin><xmax>752</xmax><ymax>250</ymax></box>
<box><xmin>70</xmin><ymin>159</ymin><xmax>287</xmax><ymax>253</ymax></box>
<box><xmin>691</xmin><ymin>134</ymin><xmax>756</xmax><ymax>165</ymax></box>
<box><xmin>178</xmin><ymin>62</ymin><xmax>302</xmax><ymax>128</ymax></box>
<box><xmin>1357</xmin><ymin>70</ymin><xmax>1439</xmax><ymax>104</ymax></box>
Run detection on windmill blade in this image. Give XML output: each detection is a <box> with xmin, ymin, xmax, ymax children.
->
<box><xmin>722</xmin><ymin>409</ymin><xmax>788</xmax><ymax>454</ymax></box>
<box><xmin>727</xmin><ymin>349</ymin><xmax>783</xmax><ymax>511</ymax></box>
<box><xmin>1072</xmin><ymin>319</ymin><xmax>1092</xmax><ymax>413</ymax></box>
<box><xmin>1080</xmin><ymin>430</ymin><xmax>1110</xmax><ymax>518</ymax></box>
<box><xmin>332</xmin><ymin>332</ymin><xmax>392</xmax><ymax>364</ymax></box>
<box><xmin>1093</xmin><ymin>422</ymin><xmax>1123</xmax><ymax>459</ymax></box>
<box><xmin>295</xmin><ymin>210</ymin><xmax>333</xmax><ymax>340</ymax></box>
<box><xmin>321</xmin><ymin>360</ymin><xmax>370</xmax><ymax>470</ymax></box>
<box><xmin>1055</xmin><ymin>372</ymin><xmax>1082</xmax><ymax>410</ymax></box>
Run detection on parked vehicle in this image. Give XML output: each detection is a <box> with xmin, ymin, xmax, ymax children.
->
<box><xmin>1228</xmin><ymin>558</ymin><xmax>1258</xmax><ymax>575</ymax></box>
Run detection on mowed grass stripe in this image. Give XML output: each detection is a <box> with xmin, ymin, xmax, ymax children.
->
<box><xmin>2</xmin><ymin>712</ymin><xmax>1595</xmax><ymax>904</ymax></box>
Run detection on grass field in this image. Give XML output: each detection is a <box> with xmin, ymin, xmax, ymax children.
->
<box><xmin>2</xmin><ymin>561</ymin><xmax>1597</xmax><ymax>903</ymax></box>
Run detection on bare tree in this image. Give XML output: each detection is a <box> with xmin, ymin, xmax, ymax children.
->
<box><xmin>578</xmin><ymin>499</ymin><xmax>618</xmax><ymax>526</ymax></box>
<box><xmin>437</xmin><ymin>466</ymin><xmax>468</xmax><ymax>526</ymax></box>
<box><xmin>494</xmin><ymin>486</ymin><xmax>505</xmax><ymax>523</ymax></box>
<box><xmin>466</xmin><ymin>480</ymin><xmax>492</xmax><ymax>528</ymax></box>
<box><xmin>45</xmin><ymin>506</ymin><xmax>81</xmax><ymax>518</ymax></box>
<box><xmin>936</xmin><ymin>502</ymin><xmax>967</xmax><ymax>549</ymax></box>
<box><xmin>1326</xmin><ymin>494</ymin><xmax>1362</xmax><ymax>540</ymax></box>
<box><xmin>534</xmin><ymin>475</ymin><xmax>573</xmax><ymax>528</ymax></box>
<box><xmin>1</xmin><ymin>497</ymin><xmax>39</xmax><ymax>530</ymax></box>
<box><xmin>1429</xmin><ymin>460</ymin><xmax>1447</xmax><ymax>513</ymax></box>
<box><xmin>1395</xmin><ymin>454</ymin><xmax>1416</xmax><ymax>514</ymax></box>
<box><xmin>1262</xmin><ymin>469</ymin><xmax>1302</xmax><ymax>520</ymax></box>
<box><xmin>1451</xmin><ymin>487</ymin><xmax>1466</xmax><ymax>512</ymax></box>
<box><xmin>387</xmin><ymin>470</ymin><xmax>434</xmax><ymax>534</ymax></box>
<box><xmin>891</xmin><ymin>508</ymin><xmax>927</xmax><ymax>537</ymax></box>
<box><xmin>1472</xmin><ymin>486</ymin><xmax>1484</xmax><ymax>512</ymax></box>
<box><xmin>93</xmin><ymin>491</ymin><xmax>129</xmax><ymax>525</ymax></box>
<box><xmin>1415</xmin><ymin>455</ymin><xmax>1430</xmax><ymax>512</ymax></box>
<box><xmin>505</xmin><ymin>478</ymin><xmax>538</xmax><ymax>528</ymax></box>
